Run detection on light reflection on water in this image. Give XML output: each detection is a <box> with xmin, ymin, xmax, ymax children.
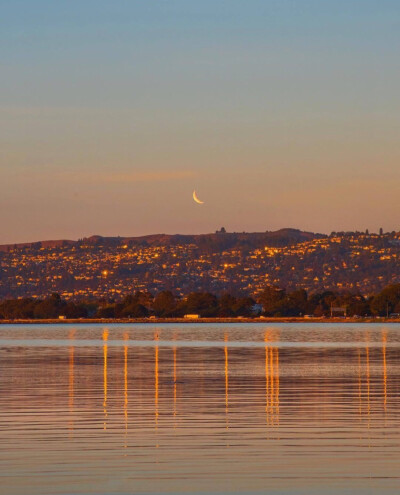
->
<box><xmin>0</xmin><ymin>323</ymin><xmax>400</xmax><ymax>495</ymax></box>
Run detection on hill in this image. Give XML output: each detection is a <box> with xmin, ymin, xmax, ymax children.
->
<box><xmin>1</xmin><ymin>229</ymin><xmax>399</xmax><ymax>299</ymax></box>
<box><xmin>0</xmin><ymin>228</ymin><xmax>321</xmax><ymax>252</ymax></box>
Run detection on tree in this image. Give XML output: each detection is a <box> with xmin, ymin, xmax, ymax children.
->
<box><xmin>285</xmin><ymin>289</ymin><xmax>308</xmax><ymax>316</ymax></box>
<box><xmin>182</xmin><ymin>292</ymin><xmax>218</xmax><ymax>317</ymax></box>
<box><xmin>96</xmin><ymin>305</ymin><xmax>116</xmax><ymax>318</ymax></box>
<box><xmin>232</xmin><ymin>296</ymin><xmax>255</xmax><ymax>317</ymax></box>
<box><xmin>153</xmin><ymin>291</ymin><xmax>177</xmax><ymax>317</ymax></box>
<box><xmin>121</xmin><ymin>303</ymin><xmax>149</xmax><ymax>318</ymax></box>
<box><xmin>370</xmin><ymin>284</ymin><xmax>400</xmax><ymax>316</ymax></box>
<box><xmin>0</xmin><ymin>297</ymin><xmax>36</xmax><ymax>319</ymax></box>
<box><xmin>33</xmin><ymin>293</ymin><xmax>66</xmax><ymax>319</ymax></box>
<box><xmin>64</xmin><ymin>302</ymin><xmax>88</xmax><ymax>318</ymax></box>
<box><xmin>308</xmin><ymin>290</ymin><xmax>336</xmax><ymax>316</ymax></box>
<box><xmin>218</xmin><ymin>293</ymin><xmax>236</xmax><ymax>317</ymax></box>
<box><xmin>259</xmin><ymin>286</ymin><xmax>286</xmax><ymax>316</ymax></box>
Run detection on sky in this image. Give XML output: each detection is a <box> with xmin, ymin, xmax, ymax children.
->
<box><xmin>1</xmin><ymin>0</ymin><xmax>400</xmax><ymax>243</ymax></box>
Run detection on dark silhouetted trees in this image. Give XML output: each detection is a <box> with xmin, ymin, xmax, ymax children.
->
<box><xmin>182</xmin><ymin>292</ymin><xmax>219</xmax><ymax>317</ymax></box>
<box><xmin>369</xmin><ymin>284</ymin><xmax>400</xmax><ymax>316</ymax></box>
<box><xmin>153</xmin><ymin>291</ymin><xmax>177</xmax><ymax>317</ymax></box>
<box><xmin>2</xmin><ymin>284</ymin><xmax>400</xmax><ymax>320</ymax></box>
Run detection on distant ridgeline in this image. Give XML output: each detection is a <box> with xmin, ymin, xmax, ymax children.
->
<box><xmin>1</xmin><ymin>228</ymin><xmax>400</xmax><ymax>300</ymax></box>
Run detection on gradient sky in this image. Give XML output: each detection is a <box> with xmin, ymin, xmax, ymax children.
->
<box><xmin>1</xmin><ymin>1</ymin><xmax>400</xmax><ymax>243</ymax></box>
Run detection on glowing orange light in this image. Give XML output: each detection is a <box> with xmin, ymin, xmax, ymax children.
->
<box><xmin>124</xmin><ymin>332</ymin><xmax>129</xmax><ymax>443</ymax></box>
<box><xmin>103</xmin><ymin>328</ymin><xmax>109</xmax><ymax>430</ymax></box>
<box><xmin>357</xmin><ymin>349</ymin><xmax>362</xmax><ymax>418</ymax></box>
<box><xmin>366</xmin><ymin>342</ymin><xmax>370</xmax><ymax>426</ymax></box>
<box><xmin>275</xmin><ymin>346</ymin><xmax>280</xmax><ymax>425</ymax></box>
<box><xmin>224</xmin><ymin>333</ymin><xmax>229</xmax><ymax>415</ymax></box>
<box><xmin>382</xmin><ymin>330</ymin><xmax>387</xmax><ymax>411</ymax></box>
<box><xmin>265</xmin><ymin>332</ymin><xmax>270</xmax><ymax>421</ymax></box>
<box><xmin>69</xmin><ymin>329</ymin><xmax>75</xmax><ymax>433</ymax></box>
<box><xmin>155</xmin><ymin>332</ymin><xmax>159</xmax><ymax>427</ymax></box>
<box><xmin>265</xmin><ymin>330</ymin><xmax>280</xmax><ymax>427</ymax></box>
<box><xmin>173</xmin><ymin>346</ymin><xmax>177</xmax><ymax>418</ymax></box>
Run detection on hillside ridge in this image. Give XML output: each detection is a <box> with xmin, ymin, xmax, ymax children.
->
<box><xmin>0</xmin><ymin>228</ymin><xmax>324</xmax><ymax>252</ymax></box>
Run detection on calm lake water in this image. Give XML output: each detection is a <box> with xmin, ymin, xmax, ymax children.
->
<box><xmin>0</xmin><ymin>323</ymin><xmax>399</xmax><ymax>495</ymax></box>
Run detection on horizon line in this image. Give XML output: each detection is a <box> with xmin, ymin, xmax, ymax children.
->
<box><xmin>0</xmin><ymin>226</ymin><xmax>396</xmax><ymax>248</ymax></box>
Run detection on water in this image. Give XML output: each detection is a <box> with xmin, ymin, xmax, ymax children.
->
<box><xmin>0</xmin><ymin>323</ymin><xmax>399</xmax><ymax>495</ymax></box>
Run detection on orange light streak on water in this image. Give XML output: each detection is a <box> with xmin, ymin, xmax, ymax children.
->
<box><xmin>366</xmin><ymin>344</ymin><xmax>370</xmax><ymax>421</ymax></box>
<box><xmin>264</xmin><ymin>331</ymin><xmax>280</xmax><ymax>426</ymax></box>
<box><xmin>382</xmin><ymin>330</ymin><xmax>388</xmax><ymax>411</ymax></box>
<box><xmin>269</xmin><ymin>347</ymin><xmax>274</xmax><ymax>424</ymax></box>
<box><xmin>224</xmin><ymin>333</ymin><xmax>229</xmax><ymax>417</ymax></box>
<box><xmin>265</xmin><ymin>332</ymin><xmax>270</xmax><ymax>423</ymax></box>
<box><xmin>69</xmin><ymin>329</ymin><xmax>75</xmax><ymax>433</ymax></box>
<box><xmin>103</xmin><ymin>328</ymin><xmax>109</xmax><ymax>430</ymax></box>
<box><xmin>155</xmin><ymin>332</ymin><xmax>159</xmax><ymax>428</ymax></box>
<box><xmin>123</xmin><ymin>332</ymin><xmax>129</xmax><ymax>444</ymax></box>
<box><xmin>358</xmin><ymin>349</ymin><xmax>362</xmax><ymax>419</ymax></box>
<box><xmin>274</xmin><ymin>346</ymin><xmax>280</xmax><ymax>426</ymax></box>
<box><xmin>173</xmin><ymin>346</ymin><xmax>177</xmax><ymax>418</ymax></box>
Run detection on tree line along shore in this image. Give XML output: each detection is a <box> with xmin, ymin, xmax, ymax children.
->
<box><xmin>1</xmin><ymin>284</ymin><xmax>400</xmax><ymax>321</ymax></box>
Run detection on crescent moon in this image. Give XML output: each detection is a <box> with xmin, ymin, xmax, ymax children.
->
<box><xmin>193</xmin><ymin>190</ymin><xmax>204</xmax><ymax>204</ymax></box>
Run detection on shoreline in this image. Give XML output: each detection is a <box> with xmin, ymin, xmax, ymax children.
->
<box><xmin>1</xmin><ymin>317</ymin><xmax>400</xmax><ymax>325</ymax></box>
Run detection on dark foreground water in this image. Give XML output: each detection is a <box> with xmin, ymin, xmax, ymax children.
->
<box><xmin>0</xmin><ymin>323</ymin><xmax>399</xmax><ymax>495</ymax></box>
